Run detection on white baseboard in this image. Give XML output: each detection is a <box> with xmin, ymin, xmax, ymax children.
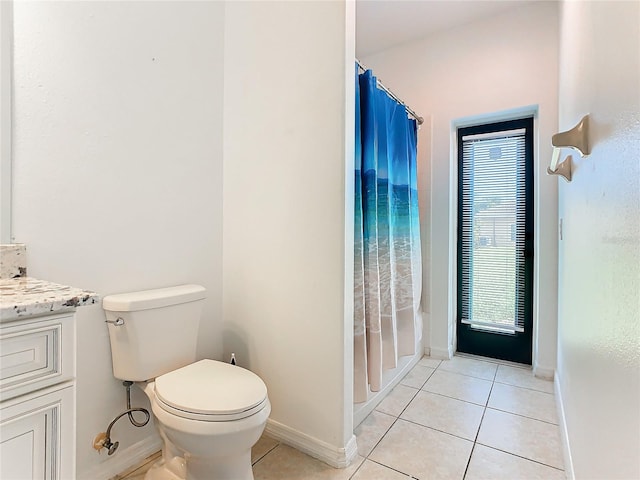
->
<box><xmin>430</xmin><ymin>345</ymin><xmax>453</xmax><ymax>360</ymax></box>
<box><xmin>554</xmin><ymin>371</ymin><xmax>575</xmax><ymax>480</ymax></box>
<box><xmin>265</xmin><ymin>419</ymin><xmax>358</xmax><ymax>469</ymax></box>
<box><xmin>533</xmin><ymin>364</ymin><xmax>555</xmax><ymax>380</ymax></box>
<box><xmin>77</xmin><ymin>434</ymin><xmax>162</xmax><ymax>480</ymax></box>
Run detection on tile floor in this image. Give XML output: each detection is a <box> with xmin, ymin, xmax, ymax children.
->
<box><xmin>119</xmin><ymin>355</ymin><xmax>565</xmax><ymax>480</ymax></box>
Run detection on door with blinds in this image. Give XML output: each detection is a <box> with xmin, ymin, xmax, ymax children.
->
<box><xmin>456</xmin><ymin>117</ymin><xmax>534</xmax><ymax>365</ymax></box>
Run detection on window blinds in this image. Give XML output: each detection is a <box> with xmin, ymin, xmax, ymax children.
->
<box><xmin>459</xmin><ymin>128</ymin><xmax>527</xmax><ymax>332</ymax></box>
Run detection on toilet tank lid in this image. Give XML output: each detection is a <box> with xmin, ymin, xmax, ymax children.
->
<box><xmin>102</xmin><ymin>284</ymin><xmax>206</xmax><ymax>312</ymax></box>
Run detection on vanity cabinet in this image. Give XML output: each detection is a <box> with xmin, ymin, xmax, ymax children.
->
<box><xmin>0</xmin><ymin>312</ymin><xmax>76</xmax><ymax>480</ymax></box>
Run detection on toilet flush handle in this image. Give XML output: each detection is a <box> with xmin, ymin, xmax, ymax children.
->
<box><xmin>105</xmin><ymin>317</ymin><xmax>125</xmax><ymax>327</ymax></box>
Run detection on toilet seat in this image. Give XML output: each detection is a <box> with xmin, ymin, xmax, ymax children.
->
<box><xmin>154</xmin><ymin>359</ymin><xmax>268</xmax><ymax>422</ymax></box>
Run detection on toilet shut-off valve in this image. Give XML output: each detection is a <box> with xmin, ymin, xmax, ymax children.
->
<box><xmin>94</xmin><ymin>381</ymin><xmax>150</xmax><ymax>456</ymax></box>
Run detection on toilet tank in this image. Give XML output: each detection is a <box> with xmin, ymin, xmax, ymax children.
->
<box><xmin>102</xmin><ymin>284</ymin><xmax>207</xmax><ymax>381</ymax></box>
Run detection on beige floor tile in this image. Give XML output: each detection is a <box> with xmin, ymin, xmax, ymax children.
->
<box><xmin>116</xmin><ymin>451</ymin><xmax>161</xmax><ymax>479</ymax></box>
<box><xmin>477</xmin><ymin>409</ymin><xmax>564</xmax><ymax>469</ymax></box>
<box><xmin>439</xmin><ymin>356</ymin><xmax>497</xmax><ymax>381</ymax></box>
<box><xmin>455</xmin><ymin>353</ymin><xmax>528</xmax><ymax>368</ymax></box>
<box><xmin>252</xmin><ymin>445</ymin><xmax>364</xmax><ymax>480</ymax></box>
<box><xmin>400</xmin><ymin>391</ymin><xmax>484</xmax><ymax>440</ymax></box>
<box><xmin>369</xmin><ymin>419</ymin><xmax>473</xmax><ymax>480</ymax></box>
<box><xmin>400</xmin><ymin>364</ymin><xmax>435</xmax><ymax>389</ymax></box>
<box><xmin>351</xmin><ymin>459</ymin><xmax>414</xmax><ymax>479</ymax></box>
<box><xmin>418</xmin><ymin>356</ymin><xmax>442</xmax><ymax>369</ymax></box>
<box><xmin>374</xmin><ymin>384</ymin><xmax>418</xmax><ymax>417</ymax></box>
<box><xmin>423</xmin><ymin>369</ymin><xmax>493</xmax><ymax>405</ymax></box>
<box><xmin>121</xmin><ymin>459</ymin><xmax>171</xmax><ymax>480</ymax></box>
<box><xmin>465</xmin><ymin>444</ymin><xmax>566</xmax><ymax>480</ymax></box>
<box><xmin>488</xmin><ymin>383</ymin><xmax>558</xmax><ymax>424</ymax></box>
<box><xmin>252</xmin><ymin>434</ymin><xmax>280</xmax><ymax>464</ymax></box>
<box><xmin>495</xmin><ymin>364</ymin><xmax>554</xmax><ymax>393</ymax></box>
<box><xmin>121</xmin><ymin>474</ymin><xmax>146</xmax><ymax>480</ymax></box>
<box><xmin>354</xmin><ymin>410</ymin><xmax>396</xmax><ymax>457</ymax></box>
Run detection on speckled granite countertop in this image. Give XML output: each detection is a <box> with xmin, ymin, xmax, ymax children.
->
<box><xmin>0</xmin><ymin>277</ymin><xmax>99</xmax><ymax>322</ymax></box>
<box><xmin>0</xmin><ymin>244</ymin><xmax>27</xmax><ymax>279</ymax></box>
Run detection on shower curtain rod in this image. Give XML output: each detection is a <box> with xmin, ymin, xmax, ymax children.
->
<box><xmin>356</xmin><ymin>59</ymin><xmax>424</xmax><ymax>126</ymax></box>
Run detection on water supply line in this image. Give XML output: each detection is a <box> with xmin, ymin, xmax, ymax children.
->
<box><xmin>100</xmin><ymin>381</ymin><xmax>150</xmax><ymax>455</ymax></box>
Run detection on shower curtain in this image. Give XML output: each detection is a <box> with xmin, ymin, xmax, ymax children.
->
<box><xmin>354</xmin><ymin>69</ymin><xmax>422</xmax><ymax>404</ymax></box>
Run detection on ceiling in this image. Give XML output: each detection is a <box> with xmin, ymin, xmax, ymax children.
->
<box><xmin>356</xmin><ymin>0</ymin><xmax>535</xmax><ymax>57</ymax></box>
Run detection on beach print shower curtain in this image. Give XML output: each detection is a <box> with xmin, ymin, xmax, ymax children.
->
<box><xmin>354</xmin><ymin>69</ymin><xmax>422</xmax><ymax>403</ymax></box>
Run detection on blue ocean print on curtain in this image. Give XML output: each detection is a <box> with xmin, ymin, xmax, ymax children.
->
<box><xmin>354</xmin><ymin>69</ymin><xmax>422</xmax><ymax>403</ymax></box>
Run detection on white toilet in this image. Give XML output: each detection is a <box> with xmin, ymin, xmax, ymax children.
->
<box><xmin>103</xmin><ymin>284</ymin><xmax>270</xmax><ymax>480</ymax></box>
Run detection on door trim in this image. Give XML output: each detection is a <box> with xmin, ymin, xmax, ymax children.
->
<box><xmin>455</xmin><ymin>116</ymin><xmax>534</xmax><ymax>365</ymax></box>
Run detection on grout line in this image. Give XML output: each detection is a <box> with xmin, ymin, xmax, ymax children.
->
<box><xmin>428</xmin><ymin>367</ymin><xmax>495</xmax><ymax>383</ymax></box>
<box><xmin>360</xmin><ymin>415</ymin><xmax>397</xmax><ymax>458</ymax></box>
<box><xmin>377</xmin><ymin>379</ymin><xmax>424</xmax><ymax>421</ymax></box>
<box><xmin>485</xmin><ymin>372</ymin><xmax>496</xmax><ymax>409</ymax></box>
<box><xmin>396</xmin><ymin>385</ymin><xmax>424</xmax><ymax>418</ymax></box>
<box><xmin>417</xmin><ymin>360</ymin><xmax>442</xmax><ymax>370</ymax></box>
<box><xmin>463</xmin><ymin>356</ymin><xmax>499</xmax><ymax>479</ymax></box>
<box><xmin>365</xmin><ymin>458</ymin><xmax>421</xmax><ymax>479</ymax></box>
<box><xmin>462</xmin><ymin>442</ymin><xmax>478</xmax><ymax>480</ymax></box>
<box><xmin>419</xmin><ymin>387</ymin><xmax>490</xmax><ymax>407</ymax></box>
<box><xmin>461</xmin><ymin>370</ymin><xmax>495</xmax><ymax>479</ymax></box>
<box><xmin>396</xmin><ymin>417</ymin><xmax>477</xmax><ymax>444</ymax></box>
<box><xmin>347</xmin><ymin>455</ymin><xmax>367</xmax><ymax>479</ymax></box>
<box><xmin>251</xmin><ymin>441</ymin><xmax>281</xmax><ymax>466</ymax></box>
<box><xmin>474</xmin><ymin>442</ymin><xmax>566</xmax><ymax>472</ymax></box>
<box><xmin>493</xmin><ymin>379</ymin><xmax>555</xmax><ymax>395</ymax></box>
<box><xmin>400</xmin><ymin>367</ymin><xmax>437</xmax><ymax>391</ymax></box>
<box><xmin>484</xmin><ymin>406</ymin><xmax>559</xmax><ymax>426</ymax></box>
<box><xmin>367</xmin><ymin>417</ymin><xmax>398</xmax><ymax>453</ymax></box>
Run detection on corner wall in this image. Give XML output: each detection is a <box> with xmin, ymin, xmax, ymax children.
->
<box><xmin>11</xmin><ymin>2</ymin><xmax>225</xmax><ymax>478</ymax></box>
<box><xmin>222</xmin><ymin>0</ymin><xmax>356</xmax><ymax>464</ymax></box>
<box><xmin>556</xmin><ymin>1</ymin><xmax>640</xmax><ymax>478</ymax></box>
<box><xmin>361</xmin><ymin>2</ymin><xmax>559</xmax><ymax>371</ymax></box>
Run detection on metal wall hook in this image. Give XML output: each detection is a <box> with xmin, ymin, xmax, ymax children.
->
<box><xmin>547</xmin><ymin>154</ymin><xmax>572</xmax><ymax>182</ymax></box>
<box><xmin>547</xmin><ymin>114</ymin><xmax>589</xmax><ymax>184</ymax></box>
<box><xmin>552</xmin><ymin>114</ymin><xmax>590</xmax><ymax>157</ymax></box>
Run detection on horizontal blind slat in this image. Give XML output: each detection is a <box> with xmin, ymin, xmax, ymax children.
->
<box><xmin>460</xmin><ymin>128</ymin><xmax>527</xmax><ymax>329</ymax></box>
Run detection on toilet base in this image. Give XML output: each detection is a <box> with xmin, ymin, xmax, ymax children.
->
<box><xmin>144</xmin><ymin>456</ymin><xmax>186</xmax><ymax>480</ymax></box>
<box><xmin>143</xmin><ymin>452</ymin><xmax>253</xmax><ymax>480</ymax></box>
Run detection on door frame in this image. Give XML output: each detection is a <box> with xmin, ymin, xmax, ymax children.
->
<box><xmin>454</xmin><ymin>116</ymin><xmax>534</xmax><ymax>365</ymax></box>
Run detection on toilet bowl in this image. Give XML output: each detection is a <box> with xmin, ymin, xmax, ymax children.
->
<box><xmin>143</xmin><ymin>359</ymin><xmax>270</xmax><ymax>480</ymax></box>
<box><xmin>102</xmin><ymin>285</ymin><xmax>270</xmax><ymax>480</ymax></box>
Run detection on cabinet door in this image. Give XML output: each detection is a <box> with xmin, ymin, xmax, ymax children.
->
<box><xmin>1</xmin><ymin>384</ymin><xmax>74</xmax><ymax>480</ymax></box>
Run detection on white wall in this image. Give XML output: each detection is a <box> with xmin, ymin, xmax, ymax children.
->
<box><xmin>556</xmin><ymin>1</ymin><xmax>640</xmax><ymax>478</ymax></box>
<box><xmin>222</xmin><ymin>0</ymin><xmax>356</xmax><ymax>462</ymax></box>
<box><xmin>0</xmin><ymin>1</ymin><xmax>12</xmax><ymax>243</ymax></box>
<box><xmin>362</xmin><ymin>2</ymin><xmax>559</xmax><ymax>371</ymax></box>
<box><xmin>11</xmin><ymin>2</ymin><xmax>225</xmax><ymax>478</ymax></box>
